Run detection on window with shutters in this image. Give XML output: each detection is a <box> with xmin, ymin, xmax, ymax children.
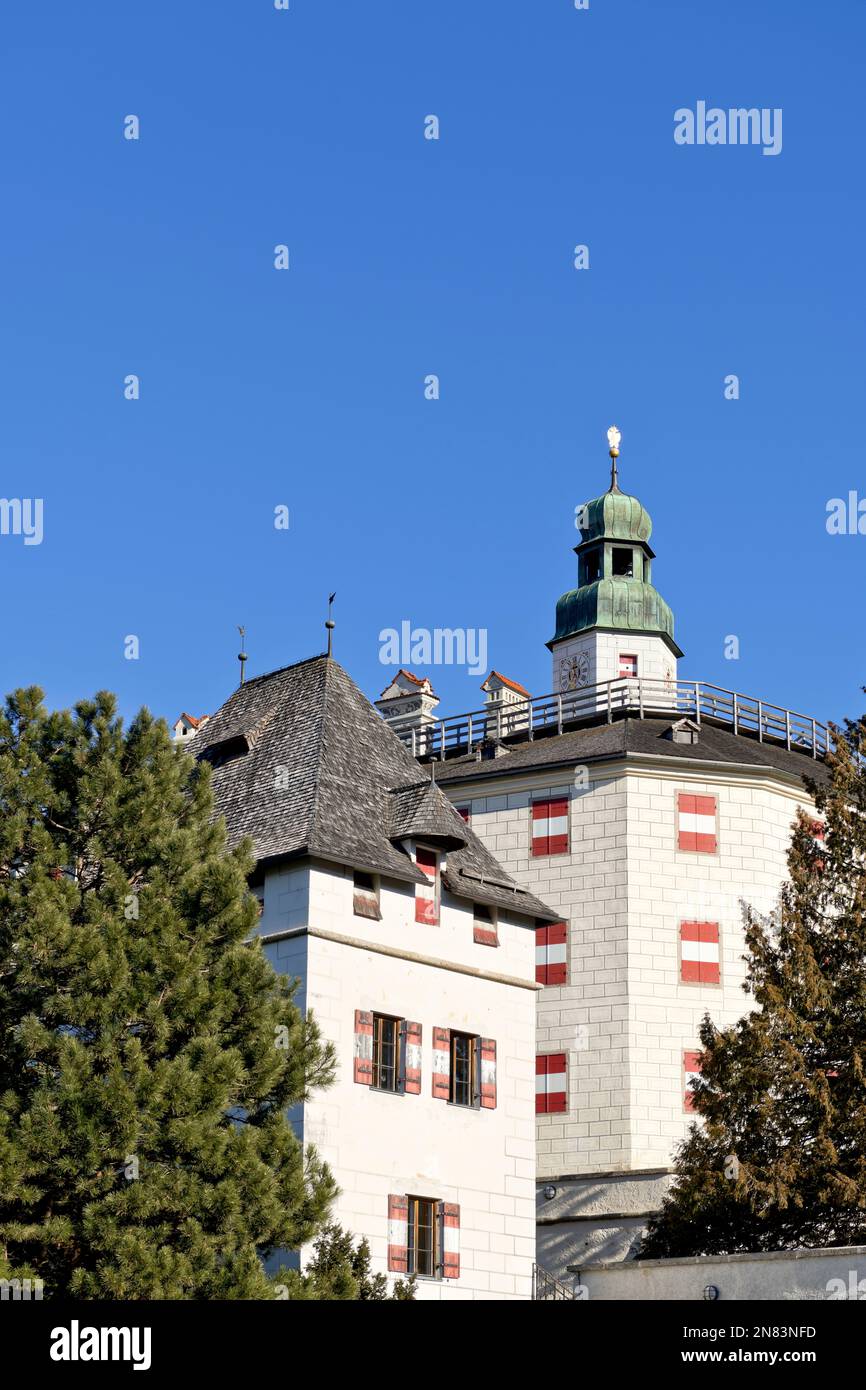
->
<box><xmin>371</xmin><ymin>1014</ymin><xmax>401</xmax><ymax>1092</ymax></box>
<box><xmin>449</xmin><ymin>1031</ymin><xmax>480</xmax><ymax>1107</ymax></box>
<box><xmin>536</xmin><ymin>1053</ymin><xmax>567</xmax><ymax>1114</ymax></box>
<box><xmin>676</xmin><ymin>792</ymin><xmax>718</xmax><ymax>853</ymax></box>
<box><xmin>679</xmin><ymin>921</ymin><xmax>720</xmax><ymax>985</ymax></box>
<box><xmin>619</xmin><ymin>653</ymin><xmax>638</xmax><ymax>679</ymax></box>
<box><xmin>683</xmin><ymin>1050</ymin><xmax>702</xmax><ymax>1112</ymax></box>
<box><xmin>535</xmin><ymin>921</ymin><xmax>567</xmax><ymax>984</ymax></box>
<box><xmin>407</xmin><ymin>1196</ymin><xmax>438</xmax><ymax>1278</ymax></box>
<box><xmin>354</xmin><ymin>1011</ymin><xmax>422</xmax><ymax>1094</ymax></box>
<box><xmin>473</xmin><ymin>902</ymin><xmax>498</xmax><ymax>947</ymax></box>
<box><xmin>415</xmin><ymin>845</ymin><xmax>440</xmax><ymax>924</ymax></box>
<box><xmin>531</xmin><ymin>797</ymin><xmax>569</xmax><ymax>857</ymax></box>
<box><xmin>353</xmin><ymin>869</ymin><xmax>380</xmax><ymax>920</ymax></box>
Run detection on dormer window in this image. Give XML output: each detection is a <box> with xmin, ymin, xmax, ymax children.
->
<box><xmin>353</xmin><ymin>869</ymin><xmax>381</xmax><ymax>920</ymax></box>
<box><xmin>612</xmin><ymin>547</ymin><xmax>634</xmax><ymax>578</ymax></box>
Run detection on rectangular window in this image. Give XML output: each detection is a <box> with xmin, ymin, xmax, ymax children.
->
<box><xmin>371</xmin><ymin>1013</ymin><xmax>401</xmax><ymax>1092</ymax></box>
<box><xmin>415</xmin><ymin>845</ymin><xmax>440</xmax><ymax>924</ymax></box>
<box><xmin>680</xmin><ymin>921</ymin><xmax>720</xmax><ymax>985</ymax></box>
<box><xmin>449</xmin><ymin>1032</ymin><xmax>480</xmax><ymax>1107</ymax></box>
<box><xmin>456</xmin><ymin>805</ymin><xmax>471</xmax><ymax>823</ymax></box>
<box><xmin>473</xmin><ymin>903</ymin><xmax>498</xmax><ymax>947</ymax></box>
<box><xmin>683</xmin><ymin>1050</ymin><xmax>702</xmax><ymax>1113</ymax></box>
<box><xmin>353</xmin><ymin>869</ymin><xmax>380</xmax><ymax>920</ymax></box>
<box><xmin>619</xmin><ymin>653</ymin><xmax>638</xmax><ymax>679</ymax></box>
<box><xmin>536</xmin><ymin>1053</ymin><xmax>567</xmax><ymax>1114</ymax></box>
<box><xmin>677</xmin><ymin>792</ymin><xmax>718</xmax><ymax>853</ymax></box>
<box><xmin>407</xmin><ymin>1196</ymin><xmax>439</xmax><ymax>1278</ymax></box>
<box><xmin>531</xmin><ymin>797</ymin><xmax>569</xmax><ymax>857</ymax></box>
<box><xmin>536</xmin><ymin>921</ymin><xmax>567</xmax><ymax>985</ymax></box>
<box><xmin>612</xmin><ymin>547</ymin><xmax>634</xmax><ymax>578</ymax></box>
<box><xmin>581</xmin><ymin>549</ymin><xmax>601</xmax><ymax>584</ymax></box>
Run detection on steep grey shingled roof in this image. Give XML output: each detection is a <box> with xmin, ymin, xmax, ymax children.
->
<box><xmin>428</xmin><ymin>715</ymin><xmax>830</xmax><ymax>789</ymax></box>
<box><xmin>195</xmin><ymin>655</ymin><xmax>556</xmax><ymax>922</ymax></box>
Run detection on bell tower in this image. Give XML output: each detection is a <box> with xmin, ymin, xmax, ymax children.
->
<box><xmin>548</xmin><ymin>428</ymin><xmax>683</xmax><ymax>704</ymax></box>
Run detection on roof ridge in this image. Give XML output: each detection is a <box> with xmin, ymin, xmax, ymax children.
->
<box><xmin>304</xmin><ymin>657</ymin><xmax>333</xmax><ymax>850</ymax></box>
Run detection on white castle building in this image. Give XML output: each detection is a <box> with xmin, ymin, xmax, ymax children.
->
<box><xmin>190</xmin><ymin>655</ymin><xmax>557</xmax><ymax>1300</ymax></box>
<box><xmin>390</xmin><ymin>434</ymin><xmax>830</xmax><ymax>1283</ymax></box>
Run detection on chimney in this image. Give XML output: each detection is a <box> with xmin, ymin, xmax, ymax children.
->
<box><xmin>375</xmin><ymin>670</ymin><xmax>440</xmax><ymax>748</ymax></box>
<box><xmin>173</xmin><ymin>712</ymin><xmax>209</xmax><ymax>744</ymax></box>
<box><xmin>480</xmin><ymin>670</ymin><xmax>531</xmax><ymax>739</ymax></box>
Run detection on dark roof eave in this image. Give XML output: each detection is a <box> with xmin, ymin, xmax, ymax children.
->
<box><xmin>545</xmin><ymin>623</ymin><xmax>683</xmax><ymax>658</ymax></box>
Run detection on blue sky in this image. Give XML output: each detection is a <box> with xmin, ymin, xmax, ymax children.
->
<box><xmin>1</xmin><ymin>0</ymin><xmax>864</xmax><ymax>733</ymax></box>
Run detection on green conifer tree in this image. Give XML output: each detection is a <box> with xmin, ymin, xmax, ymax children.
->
<box><xmin>0</xmin><ymin>687</ymin><xmax>337</xmax><ymax>1298</ymax></box>
<box><xmin>279</xmin><ymin>1224</ymin><xmax>416</xmax><ymax>1300</ymax></box>
<box><xmin>641</xmin><ymin>713</ymin><xmax>866</xmax><ymax>1258</ymax></box>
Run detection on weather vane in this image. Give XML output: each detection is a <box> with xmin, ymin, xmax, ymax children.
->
<box><xmin>325</xmin><ymin>593</ymin><xmax>336</xmax><ymax>657</ymax></box>
<box><xmin>607</xmin><ymin>425</ymin><xmax>622</xmax><ymax>491</ymax></box>
<box><xmin>237</xmin><ymin>625</ymin><xmax>248</xmax><ymax>686</ymax></box>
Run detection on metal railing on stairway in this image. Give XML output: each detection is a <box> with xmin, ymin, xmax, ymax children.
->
<box><xmin>532</xmin><ymin>1262</ymin><xmax>575</xmax><ymax>1300</ymax></box>
<box><xmin>395</xmin><ymin>676</ymin><xmax>830</xmax><ymax>763</ymax></box>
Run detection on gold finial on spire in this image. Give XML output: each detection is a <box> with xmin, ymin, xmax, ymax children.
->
<box><xmin>237</xmin><ymin>625</ymin><xmax>248</xmax><ymax>686</ymax></box>
<box><xmin>607</xmin><ymin>425</ymin><xmax>622</xmax><ymax>491</ymax></box>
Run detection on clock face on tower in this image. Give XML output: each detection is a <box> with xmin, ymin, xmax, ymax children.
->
<box><xmin>560</xmin><ymin>652</ymin><xmax>590</xmax><ymax>691</ymax></box>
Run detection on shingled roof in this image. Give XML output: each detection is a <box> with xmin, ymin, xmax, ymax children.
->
<box><xmin>194</xmin><ymin>654</ymin><xmax>557</xmax><ymax>922</ymax></box>
<box><xmin>426</xmin><ymin>715</ymin><xmax>831</xmax><ymax>789</ymax></box>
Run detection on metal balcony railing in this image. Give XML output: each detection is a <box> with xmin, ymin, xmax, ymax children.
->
<box><xmin>395</xmin><ymin>676</ymin><xmax>831</xmax><ymax>763</ymax></box>
<box><xmin>532</xmin><ymin>1262</ymin><xmax>576</xmax><ymax>1300</ymax></box>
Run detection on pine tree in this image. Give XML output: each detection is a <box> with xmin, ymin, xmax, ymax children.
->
<box><xmin>279</xmin><ymin>1224</ymin><xmax>416</xmax><ymax>1300</ymax></box>
<box><xmin>0</xmin><ymin>687</ymin><xmax>337</xmax><ymax>1298</ymax></box>
<box><xmin>641</xmin><ymin>712</ymin><xmax>866</xmax><ymax>1258</ymax></box>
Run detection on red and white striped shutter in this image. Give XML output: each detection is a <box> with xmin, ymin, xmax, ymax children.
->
<box><xmin>415</xmin><ymin>846</ymin><xmax>439</xmax><ymax>924</ymax></box>
<box><xmin>403</xmin><ymin>1020</ymin><xmax>422</xmax><ymax>1094</ymax></box>
<box><xmin>531</xmin><ymin>798</ymin><xmax>569</xmax><ymax>857</ymax></box>
<box><xmin>536</xmin><ymin>922</ymin><xmax>567</xmax><ymax>985</ymax></box>
<box><xmin>353</xmin><ymin>1009</ymin><xmax>373</xmax><ymax>1084</ymax></box>
<box><xmin>432</xmin><ymin>1026</ymin><xmax>450</xmax><ymax>1100</ymax></box>
<box><xmin>677</xmin><ymin>793</ymin><xmax>717</xmax><ymax>853</ymax></box>
<box><xmin>680</xmin><ymin>921</ymin><xmax>720</xmax><ymax>985</ymax></box>
<box><xmin>536</xmin><ymin>1053</ymin><xmax>567</xmax><ymax>1114</ymax></box>
<box><xmin>812</xmin><ymin>819</ymin><xmax>826</xmax><ymax>873</ymax></box>
<box><xmin>387</xmin><ymin>1194</ymin><xmax>409</xmax><ymax>1272</ymax></box>
<box><xmin>473</xmin><ymin>908</ymin><xmax>498</xmax><ymax>947</ymax></box>
<box><xmin>619</xmin><ymin>653</ymin><xmax>638</xmax><ymax>678</ymax></box>
<box><xmin>683</xmin><ymin>1050</ymin><xmax>702</xmax><ymax>1112</ymax></box>
<box><xmin>479</xmin><ymin>1038</ymin><xmax>497</xmax><ymax>1109</ymax></box>
<box><xmin>441</xmin><ymin>1202</ymin><xmax>460</xmax><ymax>1279</ymax></box>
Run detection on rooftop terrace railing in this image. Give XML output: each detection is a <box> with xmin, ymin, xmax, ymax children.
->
<box><xmin>395</xmin><ymin>676</ymin><xmax>831</xmax><ymax>763</ymax></box>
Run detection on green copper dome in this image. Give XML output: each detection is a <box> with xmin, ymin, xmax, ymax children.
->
<box><xmin>580</xmin><ymin>489</ymin><xmax>652</xmax><ymax>545</ymax></box>
<box><xmin>552</xmin><ymin>576</ymin><xmax>677</xmax><ymax>647</ymax></box>
<box><xmin>549</xmin><ymin>477</ymin><xmax>682</xmax><ymax>656</ymax></box>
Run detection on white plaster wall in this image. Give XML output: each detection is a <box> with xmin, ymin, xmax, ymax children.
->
<box><xmin>552</xmin><ymin>630</ymin><xmax>677</xmax><ymax>705</ymax></box>
<box><xmin>442</xmin><ymin>756</ymin><xmax>815</xmax><ymax>1184</ymax></box>
<box><xmin>573</xmin><ymin>1244</ymin><xmax>866</xmax><ymax>1302</ymax></box>
<box><xmin>301</xmin><ymin>932</ymin><xmax>537</xmax><ymax>1300</ymax></box>
<box><xmin>259</xmin><ymin>860</ymin><xmax>538</xmax><ymax>1301</ymax></box>
<box><xmin>626</xmin><ymin>767</ymin><xmax>813</xmax><ymax>1169</ymax></box>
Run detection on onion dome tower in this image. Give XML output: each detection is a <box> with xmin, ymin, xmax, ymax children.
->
<box><xmin>548</xmin><ymin>427</ymin><xmax>682</xmax><ymax>701</ymax></box>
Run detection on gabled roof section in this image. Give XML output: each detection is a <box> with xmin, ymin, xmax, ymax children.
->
<box><xmin>195</xmin><ymin>655</ymin><xmax>556</xmax><ymax>921</ymax></box>
<box><xmin>482</xmin><ymin>670</ymin><xmax>531</xmax><ymax>698</ymax></box>
<box><xmin>378</xmin><ymin>668</ymin><xmax>435</xmax><ymax>699</ymax></box>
